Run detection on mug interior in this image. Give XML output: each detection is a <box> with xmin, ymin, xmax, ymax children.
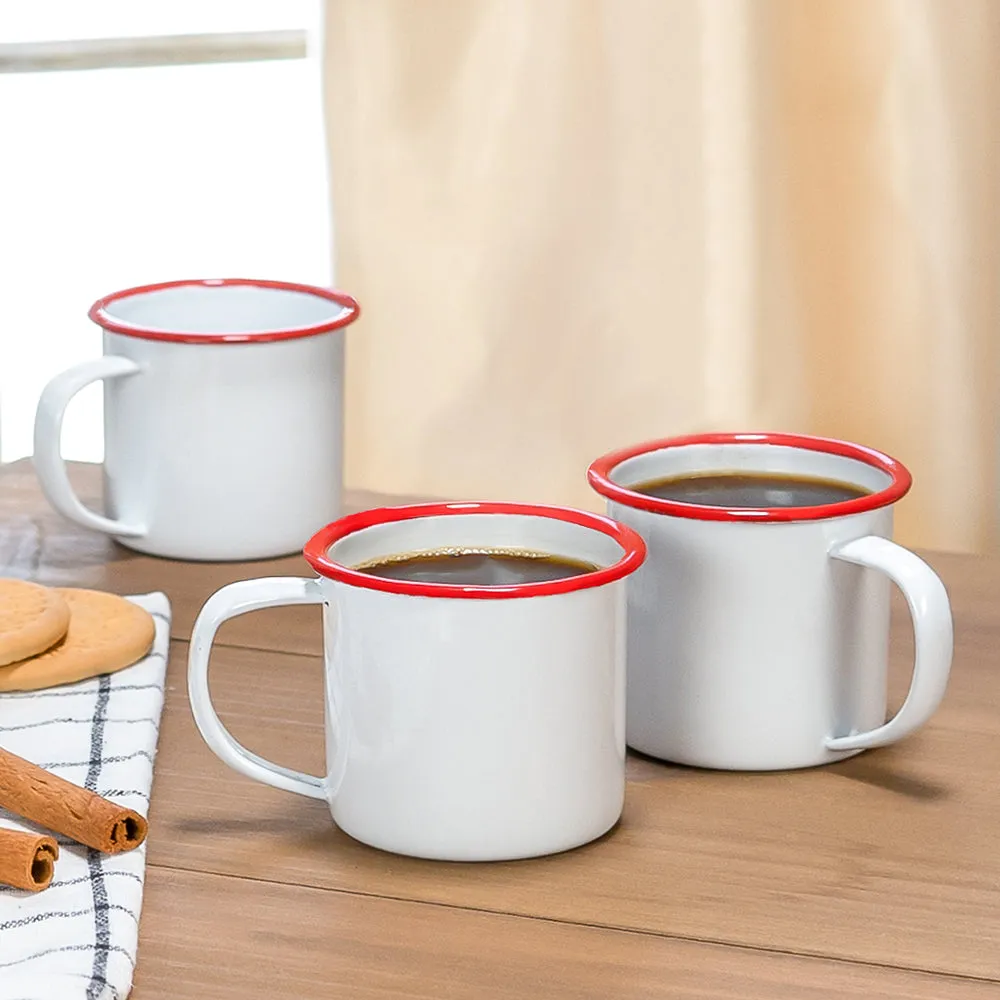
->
<box><xmin>304</xmin><ymin>503</ymin><xmax>646</xmax><ymax>599</ymax></box>
<box><xmin>588</xmin><ymin>433</ymin><xmax>911</xmax><ymax>522</ymax></box>
<box><xmin>330</xmin><ymin>513</ymin><xmax>626</xmax><ymax>573</ymax></box>
<box><xmin>102</xmin><ymin>283</ymin><xmax>348</xmax><ymax>335</ymax></box>
<box><xmin>90</xmin><ymin>279</ymin><xmax>359</xmax><ymax>343</ymax></box>
<box><xmin>610</xmin><ymin>442</ymin><xmax>893</xmax><ymax>495</ymax></box>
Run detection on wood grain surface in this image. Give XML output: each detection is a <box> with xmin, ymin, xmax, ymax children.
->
<box><xmin>4</xmin><ymin>460</ymin><xmax>999</xmax><ymax>996</ymax></box>
<box><xmin>132</xmin><ymin>869</ymin><xmax>997</xmax><ymax>999</ymax></box>
<box><xmin>146</xmin><ymin>634</ymin><xmax>1000</xmax><ymax>980</ymax></box>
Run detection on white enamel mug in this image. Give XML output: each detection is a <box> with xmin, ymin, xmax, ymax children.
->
<box><xmin>33</xmin><ymin>278</ymin><xmax>360</xmax><ymax>561</ymax></box>
<box><xmin>187</xmin><ymin>502</ymin><xmax>646</xmax><ymax>861</ymax></box>
<box><xmin>588</xmin><ymin>432</ymin><xmax>954</xmax><ymax>771</ymax></box>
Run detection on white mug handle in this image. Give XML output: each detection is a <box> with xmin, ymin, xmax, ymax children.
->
<box><xmin>187</xmin><ymin>577</ymin><xmax>328</xmax><ymax>800</ymax></box>
<box><xmin>826</xmin><ymin>535</ymin><xmax>953</xmax><ymax>751</ymax></box>
<box><xmin>33</xmin><ymin>356</ymin><xmax>146</xmax><ymax>536</ymax></box>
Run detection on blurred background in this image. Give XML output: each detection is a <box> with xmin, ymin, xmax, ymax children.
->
<box><xmin>0</xmin><ymin>1</ymin><xmax>329</xmax><ymax>459</ymax></box>
<box><xmin>3</xmin><ymin>1</ymin><xmax>998</xmax><ymax>552</ymax></box>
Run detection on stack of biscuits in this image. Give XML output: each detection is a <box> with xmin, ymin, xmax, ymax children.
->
<box><xmin>0</xmin><ymin>579</ymin><xmax>155</xmax><ymax>692</ymax></box>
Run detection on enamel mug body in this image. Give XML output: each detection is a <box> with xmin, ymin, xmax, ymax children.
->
<box><xmin>589</xmin><ymin>433</ymin><xmax>953</xmax><ymax>771</ymax></box>
<box><xmin>187</xmin><ymin>502</ymin><xmax>646</xmax><ymax>861</ymax></box>
<box><xmin>33</xmin><ymin>278</ymin><xmax>359</xmax><ymax>561</ymax></box>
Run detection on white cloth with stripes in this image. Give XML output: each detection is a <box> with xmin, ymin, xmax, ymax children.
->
<box><xmin>0</xmin><ymin>592</ymin><xmax>169</xmax><ymax>1000</ymax></box>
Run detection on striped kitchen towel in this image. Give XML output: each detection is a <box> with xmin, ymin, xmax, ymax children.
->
<box><xmin>0</xmin><ymin>592</ymin><xmax>170</xmax><ymax>1000</ymax></box>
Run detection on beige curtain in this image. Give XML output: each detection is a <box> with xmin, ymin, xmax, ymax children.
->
<box><xmin>323</xmin><ymin>0</ymin><xmax>1000</xmax><ymax>552</ymax></box>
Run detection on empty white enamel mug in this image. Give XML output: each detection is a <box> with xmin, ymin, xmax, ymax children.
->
<box><xmin>588</xmin><ymin>432</ymin><xmax>954</xmax><ymax>771</ymax></box>
<box><xmin>33</xmin><ymin>278</ymin><xmax>360</xmax><ymax>561</ymax></box>
<box><xmin>187</xmin><ymin>502</ymin><xmax>646</xmax><ymax>861</ymax></box>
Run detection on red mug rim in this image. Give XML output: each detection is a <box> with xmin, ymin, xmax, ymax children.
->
<box><xmin>587</xmin><ymin>432</ymin><xmax>912</xmax><ymax>523</ymax></box>
<box><xmin>303</xmin><ymin>501</ymin><xmax>647</xmax><ymax>599</ymax></box>
<box><xmin>89</xmin><ymin>278</ymin><xmax>360</xmax><ymax>345</ymax></box>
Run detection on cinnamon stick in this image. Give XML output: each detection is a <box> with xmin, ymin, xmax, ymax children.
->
<box><xmin>0</xmin><ymin>746</ymin><xmax>147</xmax><ymax>854</ymax></box>
<box><xmin>0</xmin><ymin>828</ymin><xmax>58</xmax><ymax>891</ymax></box>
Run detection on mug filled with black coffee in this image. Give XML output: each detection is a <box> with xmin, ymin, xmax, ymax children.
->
<box><xmin>353</xmin><ymin>548</ymin><xmax>599</xmax><ymax>586</ymax></box>
<box><xmin>588</xmin><ymin>432</ymin><xmax>953</xmax><ymax>771</ymax></box>
<box><xmin>187</xmin><ymin>501</ymin><xmax>645</xmax><ymax>861</ymax></box>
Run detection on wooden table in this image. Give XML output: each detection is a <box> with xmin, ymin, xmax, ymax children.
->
<box><xmin>2</xmin><ymin>459</ymin><xmax>998</xmax><ymax>998</ymax></box>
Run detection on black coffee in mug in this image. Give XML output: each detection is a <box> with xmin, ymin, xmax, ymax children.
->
<box><xmin>631</xmin><ymin>471</ymin><xmax>871</xmax><ymax>508</ymax></box>
<box><xmin>354</xmin><ymin>548</ymin><xmax>599</xmax><ymax>585</ymax></box>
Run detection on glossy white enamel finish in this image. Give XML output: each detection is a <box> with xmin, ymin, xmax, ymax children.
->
<box><xmin>188</xmin><ymin>576</ymin><xmax>328</xmax><ymax>799</ymax></box>
<box><xmin>188</xmin><ymin>511</ymin><xmax>632</xmax><ymax>861</ymax></box>
<box><xmin>603</xmin><ymin>442</ymin><xmax>954</xmax><ymax>770</ymax></box>
<box><xmin>33</xmin><ymin>283</ymin><xmax>351</xmax><ymax>560</ymax></box>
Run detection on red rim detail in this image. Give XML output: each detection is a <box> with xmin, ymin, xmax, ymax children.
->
<box><xmin>587</xmin><ymin>432</ymin><xmax>912</xmax><ymax>523</ymax></box>
<box><xmin>302</xmin><ymin>501</ymin><xmax>646</xmax><ymax>599</ymax></box>
<box><xmin>89</xmin><ymin>278</ymin><xmax>360</xmax><ymax>344</ymax></box>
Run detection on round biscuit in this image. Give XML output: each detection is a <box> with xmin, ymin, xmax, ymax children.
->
<box><xmin>0</xmin><ymin>588</ymin><xmax>155</xmax><ymax>692</ymax></box>
<box><xmin>0</xmin><ymin>579</ymin><xmax>71</xmax><ymax>667</ymax></box>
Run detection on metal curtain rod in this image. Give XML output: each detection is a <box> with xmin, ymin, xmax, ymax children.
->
<box><xmin>0</xmin><ymin>30</ymin><xmax>307</xmax><ymax>73</ymax></box>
